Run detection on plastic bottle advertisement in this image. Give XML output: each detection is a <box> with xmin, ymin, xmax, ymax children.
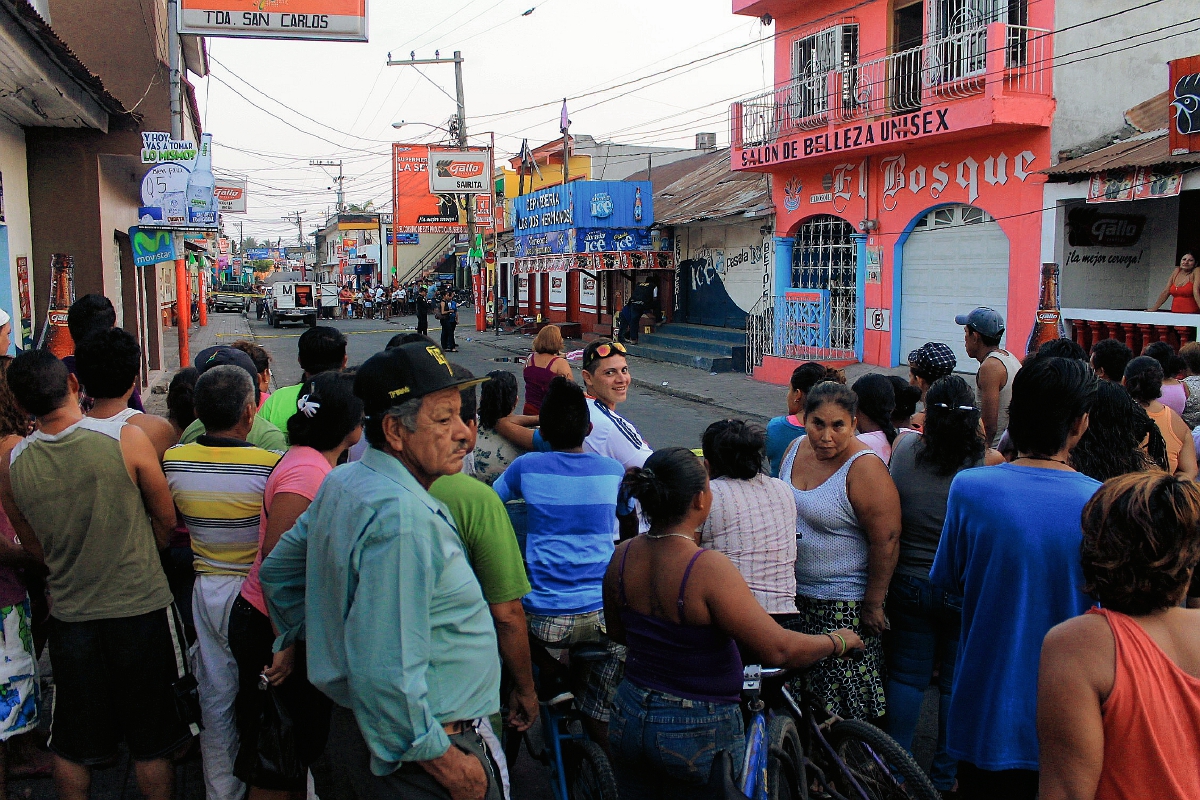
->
<box><xmin>138</xmin><ymin>132</ymin><xmax>218</xmax><ymax>229</ymax></box>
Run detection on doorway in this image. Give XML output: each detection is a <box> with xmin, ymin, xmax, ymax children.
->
<box><xmin>891</xmin><ymin>1</ymin><xmax>924</xmax><ymax>113</ymax></box>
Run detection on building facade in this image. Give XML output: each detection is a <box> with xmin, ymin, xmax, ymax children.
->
<box><xmin>731</xmin><ymin>0</ymin><xmax>1056</xmax><ymax>380</ymax></box>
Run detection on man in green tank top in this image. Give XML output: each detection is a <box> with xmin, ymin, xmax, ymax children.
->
<box><xmin>0</xmin><ymin>351</ymin><xmax>196</xmax><ymax>800</ymax></box>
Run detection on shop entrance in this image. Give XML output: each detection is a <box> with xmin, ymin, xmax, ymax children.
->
<box><xmin>793</xmin><ymin>215</ymin><xmax>857</xmax><ymax>356</ymax></box>
<box><xmin>900</xmin><ymin>204</ymin><xmax>1009</xmax><ymax>373</ymax></box>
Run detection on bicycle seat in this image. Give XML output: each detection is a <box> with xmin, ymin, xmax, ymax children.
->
<box><xmin>569</xmin><ymin>642</ymin><xmax>610</xmax><ymax>663</ymax></box>
<box><xmin>703</xmin><ymin>750</ymin><xmax>751</xmax><ymax>800</ymax></box>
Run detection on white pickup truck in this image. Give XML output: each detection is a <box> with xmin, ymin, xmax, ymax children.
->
<box><xmin>266</xmin><ymin>281</ymin><xmax>317</xmax><ymax>328</ymax></box>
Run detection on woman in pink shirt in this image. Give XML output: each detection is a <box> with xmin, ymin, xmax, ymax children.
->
<box><xmin>227</xmin><ymin>372</ymin><xmax>362</xmax><ymax>799</ymax></box>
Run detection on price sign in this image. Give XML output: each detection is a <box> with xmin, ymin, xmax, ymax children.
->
<box><xmin>140</xmin><ymin>163</ymin><xmax>190</xmax><ymax>205</ymax></box>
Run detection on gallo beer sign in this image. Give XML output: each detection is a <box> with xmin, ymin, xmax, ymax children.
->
<box><xmin>178</xmin><ymin>0</ymin><xmax>367</xmax><ymax>42</ymax></box>
<box><xmin>428</xmin><ymin>149</ymin><xmax>491</xmax><ymax>194</ymax></box>
<box><xmin>214</xmin><ymin>179</ymin><xmax>247</xmax><ymax>213</ymax></box>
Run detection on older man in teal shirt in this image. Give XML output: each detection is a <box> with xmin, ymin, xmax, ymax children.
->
<box><xmin>260</xmin><ymin>343</ymin><xmax>498</xmax><ymax>800</ymax></box>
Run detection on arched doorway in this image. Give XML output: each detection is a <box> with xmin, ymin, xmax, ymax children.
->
<box><xmin>794</xmin><ymin>215</ymin><xmax>857</xmax><ymax>356</ymax></box>
<box><xmin>899</xmin><ymin>204</ymin><xmax>1009</xmax><ymax>374</ymax></box>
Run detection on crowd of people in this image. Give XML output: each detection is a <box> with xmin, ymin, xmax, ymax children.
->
<box><xmin>0</xmin><ymin>295</ymin><xmax>1196</xmax><ymax>800</ymax></box>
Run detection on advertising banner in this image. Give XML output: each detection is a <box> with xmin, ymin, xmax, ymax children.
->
<box><xmin>178</xmin><ymin>0</ymin><xmax>368</xmax><ymax>42</ymax></box>
<box><xmin>245</xmin><ymin>248</ymin><xmax>270</xmax><ymax>260</ymax></box>
<box><xmin>515</xmin><ymin>228</ymin><xmax>651</xmax><ymax>258</ymax></box>
<box><xmin>514</xmin><ymin>181</ymin><xmax>653</xmax><ymax>235</ymax></box>
<box><xmin>129</xmin><ymin>227</ymin><xmax>177</xmax><ymax>267</ymax></box>
<box><xmin>1086</xmin><ymin>166</ymin><xmax>1184</xmax><ymax>203</ymax></box>
<box><xmin>138</xmin><ymin>132</ymin><xmax>217</xmax><ymax>229</ymax></box>
<box><xmin>15</xmin><ymin>256</ymin><xmax>31</xmax><ymax>349</ymax></box>
<box><xmin>428</xmin><ymin>149</ymin><xmax>492</xmax><ymax>194</ymax></box>
<box><xmin>393</xmin><ymin>144</ymin><xmax>497</xmax><ymax>234</ymax></box>
<box><xmin>214</xmin><ymin>179</ymin><xmax>247</xmax><ymax>212</ymax></box>
<box><xmin>1169</xmin><ymin>54</ymin><xmax>1200</xmax><ymax>155</ymax></box>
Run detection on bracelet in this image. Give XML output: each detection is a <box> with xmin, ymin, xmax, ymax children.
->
<box><xmin>825</xmin><ymin>633</ymin><xmax>839</xmax><ymax>658</ymax></box>
<box><xmin>833</xmin><ymin>632</ymin><xmax>847</xmax><ymax>657</ymax></box>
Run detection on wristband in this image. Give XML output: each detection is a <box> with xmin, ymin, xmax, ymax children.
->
<box><xmin>825</xmin><ymin>633</ymin><xmax>839</xmax><ymax>658</ymax></box>
<box><xmin>833</xmin><ymin>632</ymin><xmax>847</xmax><ymax>657</ymax></box>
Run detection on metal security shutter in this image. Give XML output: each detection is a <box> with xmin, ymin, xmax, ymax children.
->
<box><xmin>900</xmin><ymin>205</ymin><xmax>1009</xmax><ymax>374</ymax></box>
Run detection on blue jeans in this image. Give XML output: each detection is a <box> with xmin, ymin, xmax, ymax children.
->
<box><xmin>883</xmin><ymin>573</ymin><xmax>962</xmax><ymax>791</ymax></box>
<box><xmin>608</xmin><ymin>679</ymin><xmax>744</xmax><ymax>800</ymax></box>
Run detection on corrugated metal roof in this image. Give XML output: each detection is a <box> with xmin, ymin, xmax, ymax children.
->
<box><xmin>625</xmin><ymin>148</ymin><xmax>771</xmax><ymax>226</ymax></box>
<box><xmin>1045</xmin><ymin>129</ymin><xmax>1200</xmax><ymax>176</ymax></box>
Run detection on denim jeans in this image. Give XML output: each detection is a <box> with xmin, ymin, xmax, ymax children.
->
<box><xmin>883</xmin><ymin>573</ymin><xmax>962</xmax><ymax>791</ymax></box>
<box><xmin>608</xmin><ymin>679</ymin><xmax>744</xmax><ymax>800</ymax></box>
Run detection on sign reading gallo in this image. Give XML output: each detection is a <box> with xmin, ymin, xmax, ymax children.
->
<box><xmin>214</xmin><ymin>179</ymin><xmax>247</xmax><ymax>213</ymax></box>
<box><xmin>428</xmin><ymin>149</ymin><xmax>491</xmax><ymax>194</ymax></box>
<box><xmin>1066</xmin><ymin>209</ymin><xmax>1146</xmax><ymax>248</ymax></box>
<box><xmin>178</xmin><ymin>0</ymin><xmax>367</xmax><ymax>42</ymax></box>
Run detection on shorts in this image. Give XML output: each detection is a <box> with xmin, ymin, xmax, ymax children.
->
<box><xmin>527</xmin><ymin>610</ymin><xmax>625</xmax><ymax>723</ymax></box>
<box><xmin>48</xmin><ymin>605</ymin><xmax>198</xmax><ymax>764</ymax></box>
<box><xmin>0</xmin><ymin>597</ymin><xmax>39</xmax><ymax>740</ymax></box>
<box><xmin>228</xmin><ymin>596</ymin><xmax>331</xmax><ymax>791</ymax></box>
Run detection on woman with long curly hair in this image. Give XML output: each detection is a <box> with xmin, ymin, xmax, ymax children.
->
<box><xmin>1039</xmin><ymin>471</ymin><xmax>1200</xmax><ymax>800</ymax></box>
<box><xmin>883</xmin><ymin>375</ymin><xmax>1002</xmax><ymax>793</ymax></box>
<box><xmin>1068</xmin><ymin>379</ymin><xmax>1165</xmax><ymax>482</ymax></box>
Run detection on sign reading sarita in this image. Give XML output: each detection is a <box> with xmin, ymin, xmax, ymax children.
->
<box><xmin>739</xmin><ymin>109</ymin><xmax>954</xmax><ymax>168</ymax></box>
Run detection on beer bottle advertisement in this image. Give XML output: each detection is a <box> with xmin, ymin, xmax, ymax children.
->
<box><xmin>1026</xmin><ymin>262</ymin><xmax>1066</xmax><ymax>356</ymax></box>
<box><xmin>38</xmin><ymin>253</ymin><xmax>75</xmax><ymax>359</ymax></box>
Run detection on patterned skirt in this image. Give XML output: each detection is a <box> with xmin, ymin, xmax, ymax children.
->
<box><xmin>783</xmin><ymin>596</ymin><xmax>886</xmax><ymax>721</ymax></box>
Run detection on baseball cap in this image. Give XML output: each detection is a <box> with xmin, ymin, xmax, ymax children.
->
<box><xmin>907</xmin><ymin>342</ymin><xmax>957</xmax><ymax>379</ymax></box>
<box><xmin>581</xmin><ymin>339</ymin><xmax>628</xmax><ymax>373</ymax></box>
<box><xmin>0</xmin><ymin>309</ymin><xmax>10</xmax><ymax>327</ymax></box>
<box><xmin>354</xmin><ymin>342</ymin><xmax>487</xmax><ymax>417</ymax></box>
<box><xmin>954</xmin><ymin>307</ymin><xmax>1005</xmax><ymax>338</ymax></box>
<box><xmin>194</xmin><ymin>345</ymin><xmax>259</xmax><ymax>389</ymax></box>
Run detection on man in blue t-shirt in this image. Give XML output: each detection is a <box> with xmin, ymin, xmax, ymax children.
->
<box><xmin>930</xmin><ymin>357</ymin><xmax>1100</xmax><ymax>800</ymax></box>
<box><xmin>493</xmin><ymin>376</ymin><xmax>625</xmax><ymax>741</ymax></box>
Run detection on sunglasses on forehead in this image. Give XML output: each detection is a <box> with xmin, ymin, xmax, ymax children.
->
<box><xmin>591</xmin><ymin>342</ymin><xmax>627</xmax><ymax>360</ymax></box>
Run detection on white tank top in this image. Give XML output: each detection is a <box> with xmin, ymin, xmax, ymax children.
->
<box><xmin>985</xmin><ymin>349</ymin><xmax>1023</xmax><ymax>446</ymax></box>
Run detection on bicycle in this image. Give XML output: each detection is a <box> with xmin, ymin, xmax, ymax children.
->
<box><xmin>502</xmin><ymin>640</ymin><xmax>619</xmax><ymax>800</ymax></box>
<box><xmin>720</xmin><ymin>663</ymin><xmax>939</xmax><ymax>800</ymax></box>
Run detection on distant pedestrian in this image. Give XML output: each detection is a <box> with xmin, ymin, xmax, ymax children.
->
<box><xmin>439</xmin><ymin>289</ymin><xmax>459</xmax><ymax>352</ymax></box>
<box><xmin>522</xmin><ymin>324</ymin><xmax>573</xmax><ymax>414</ymax></box>
<box><xmin>1038</xmin><ymin>471</ymin><xmax>1200</xmax><ymax>800</ymax></box>
<box><xmin>617</xmin><ymin>277</ymin><xmax>659</xmax><ymax>344</ymax></box>
<box><xmin>415</xmin><ymin>286</ymin><xmax>430</xmax><ymax>335</ymax></box>
<box><xmin>931</xmin><ymin>357</ymin><xmax>1099</xmax><ymax>800</ymax></box>
<box><xmin>956</xmin><ymin>307</ymin><xmax>1021</xmax><ymax>446</ymax></box>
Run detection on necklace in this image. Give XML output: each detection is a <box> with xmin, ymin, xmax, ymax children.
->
<box><xmin>645</xmin><ymin>532</ymin><xmax>697</xmax><ymax>544</ymax></box>
<box><xmin>1014</xmin><ymin>455</ymin><xmax>1071</xmax><ymax>467</ymax></box>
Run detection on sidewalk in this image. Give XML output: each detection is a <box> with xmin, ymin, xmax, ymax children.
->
<box><xmin>459</xmin><ymin>326</ymin><xmax>909</xmax><ymax>422</ymax></box>
<box><xmin>145</xmin><ymin>313</ymin><xmax>255</xmax><ymax>416</ymax></box>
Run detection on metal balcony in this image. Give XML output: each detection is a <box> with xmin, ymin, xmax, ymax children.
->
<box><xmin>731</xmin><ymin>23</ymin><xmax>1052</xmax><ymax>150</ymax></box>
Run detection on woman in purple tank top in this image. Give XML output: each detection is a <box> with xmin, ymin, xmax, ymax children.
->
<box><xmin>603</xmin><ymin>448</ymin><xmax>862</xmax><ymax>800</ymax></box>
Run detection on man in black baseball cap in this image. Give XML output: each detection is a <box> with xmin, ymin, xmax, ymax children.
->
<box><xmin>178</xmin><ymin>346</ymin><xmax>287</xmax><ymax>451</ymax></box>
<box><xmin>260</xmin><ymin>341</ymin><xmax>505</xmax><ymax>800</ymax></box>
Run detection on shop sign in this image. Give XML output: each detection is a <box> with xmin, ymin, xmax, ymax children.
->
<box><xmin>388</xmin><ymin>232</ymin><xmax>420</xmax><ymax>245</ymax></box>
<box><xmin>1067</xmin><ymin>209</ymin><xmax>1145</xmax><ymax>247</ymax></box>
<box><xmin>590</xmin><ymin>192</ymin><xmax>613</xmax><ymax>218</ymax></box>
<box><xmin>1169</xmin><ymin>55</ymin><xmax>1200</xmax><ymax>155</ymax></box>
<box><xmin>245</xmin><ymin>248</ymin><xmax>270</xmax><ymax>260</ymax></box>
<box><xmin>218</xmin><ymin>237</ymin><xmax>230</xmax><ymax>253</ymax></box>
<box><xmin>428</xmin><ymin>149</ymin><xmax>492</xmax><ymax>194</ymax></box>
<box><xmin>140</xmin><ymin>132</ymin><xmax>196</xmax><ymax>164</ymax></box>
<box><xmin>739</xmin><ymin>109</ymin><xmax>954</xmax><ymax>168</ymax></box>
<box><xmin>215</xmin><ymin>180</ymin><xmax>247</xmax><ymax>213</ymax></box>
<box><xmin>1086</xmin><ymin>167</ymin><xmax>1183</xmax><ymax>203</ymax></box>
<box><xmin>178</xmin><ymin>0</ymin><xmax>367</xmax><ymax>42</ymax></box>
<box><xmin>129</xmin><ymin>227</ymin><xmax>176</xmax><ymax>267</ymax></box>
<box><xmin>515</xmin><ymin>181</ymin><xmax>653</xmax><ymax>234</ymax></box>
<box><xmin>394</xmin><ymin>144</ymin><xmax>495</xmax><ymax>234</ymax></box>
<box><xmin>809</xmin><ymin>192</ymin><xmax>832</xmax><ymax>203</ymax></box>
<box><xmin>579</xmin><ymin>228</ymin><xmax>650</xmax><ymax>253</ymax></box>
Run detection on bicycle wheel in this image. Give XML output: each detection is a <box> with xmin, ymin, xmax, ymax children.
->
<box><xmin>767</xmin><ymin>715</ymin><xmax>804</xmax><ymax>800</ymax></box>
<box><xmin>569</xmin><ymin>739</ymin><xmax>619</xmax><ymax>800</ymax></box>
<box><xmin>825</xmin><ymin>719</ymin><xmax>939</xmax><ymax>800</ymax></box>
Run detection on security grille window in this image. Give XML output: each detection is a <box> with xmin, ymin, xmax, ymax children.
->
<box><xmin>790</xmin><ymin>24</ymin><xmax>860</xmax><ymax>118</ymax></box>
<box><xmin>930</xmin><ymin>0</ymin><xmax>1027</xmax><ymax>79</ymax></box>
<box><xmin>793</xmin><ymin>215</ymin><xmax>857</xmax><ymax>355</ymax></box>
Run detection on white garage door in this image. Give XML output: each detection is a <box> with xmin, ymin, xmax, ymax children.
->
<box><xmin>900</xmin><ymin>205</ymin><xmax>1010</xmax><ymax>375</ymax></box>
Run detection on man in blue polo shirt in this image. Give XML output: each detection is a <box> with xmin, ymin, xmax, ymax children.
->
<box><xmin>493</xmin><ymin>376</ymin><xmax>626</xmax><ymax>742</ymax></box>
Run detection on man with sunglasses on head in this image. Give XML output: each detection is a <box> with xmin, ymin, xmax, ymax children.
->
<box><xmin>580</xmin><ymin>340</ymin><xmax>653</xmax><ymax>471</ymax></box>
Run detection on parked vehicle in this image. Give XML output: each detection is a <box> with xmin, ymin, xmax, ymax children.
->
<box><xmin>211</xmin><ymin>282</ymin><xmax>250</xmax><ymax>313</ymax></box>
<box><xmin>265</xmin><ymin>281</ymin><xmax>317</xmax><ymax>328</ymax></box>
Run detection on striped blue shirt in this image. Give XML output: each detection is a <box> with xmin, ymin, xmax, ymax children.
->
<box><xmin>494</xmin><ymin>451</ymin><xmax>625</xmax><ymax>615</ymax></box>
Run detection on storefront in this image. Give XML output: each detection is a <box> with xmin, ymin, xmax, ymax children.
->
<box><xmin>512</xmin><ymin>181</ymin><xmax>674</xmax><ymax>336</ymax></box>
<box><xmin>1043</xmin><ymin>61</ymin><xmax>1200</xmax><ymax>353</ymax></box>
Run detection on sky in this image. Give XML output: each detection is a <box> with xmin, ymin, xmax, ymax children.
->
<box><xmin>196</xmin><ymin>0</ymin><xmax>774</xmax><ymax>244</ymax></box>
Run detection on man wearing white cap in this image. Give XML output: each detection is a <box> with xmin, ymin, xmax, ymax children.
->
<box><xmin>0</xmin><ymin>308</ymin><xmax>12</xmax><ymax>354</ymax></box>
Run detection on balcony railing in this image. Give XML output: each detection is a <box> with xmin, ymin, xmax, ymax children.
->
<box><xmin>732</xmin><ymin>23</ymin><xmax>1051</xmax><ymax>149</ymax></box>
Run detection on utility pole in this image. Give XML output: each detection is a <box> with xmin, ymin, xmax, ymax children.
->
<box><xmin>166</xmin><ymin>0</ymin><xmax>189</xmax><ymax>364</ymax></box>
<box><xmin>387</xmin><ymin>51</ymin><xmax>475</xmax><ymax>288</ymax></box>
<box><xmin>311</xmin><ymin>160</ymin><xmax>345</xmax><ymax>212</ymax></box>
<box><xmin>283</xmin><ymin>211</ymin><xmax>306</xmax><ymax>246</ymax></box>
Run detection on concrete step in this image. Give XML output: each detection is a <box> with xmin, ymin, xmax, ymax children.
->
<box><xmin>625</xmin><ymin>341</ymin><xmax>736</xmax><ymax>373</ymax></box>
<box><xmin>637</xmin><ymin>332</ymin><xmax>738</xmax><ymax>357</ymax></box>
<box><xmin>656</xmin><ymin>323</ymin><xmax>747</xmax><ymax>346</ymax></box>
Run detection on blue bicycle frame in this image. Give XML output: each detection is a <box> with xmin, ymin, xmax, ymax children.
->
<box><xmin>739</xmin><ymin>665</ymin><xmax>770</xmax><ymax>800</ymax></box>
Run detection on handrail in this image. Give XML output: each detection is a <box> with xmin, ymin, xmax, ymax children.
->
<box><xmin>396</xmin><ymin>234</ymin><xmax>455</xmax><ymax>285</ymax></box>
<box><xmin>731</xmin><ymin>23</ymin><xmax>1051</xmax><ymax>148</ymax></box>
